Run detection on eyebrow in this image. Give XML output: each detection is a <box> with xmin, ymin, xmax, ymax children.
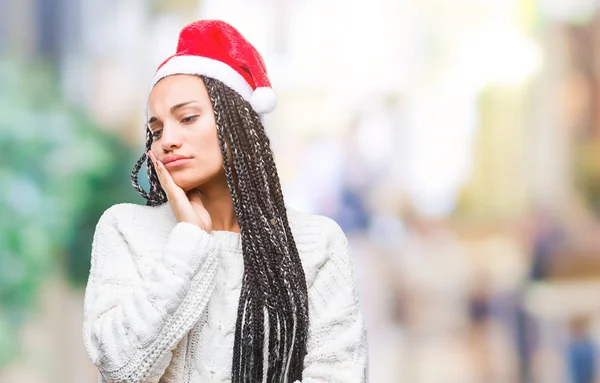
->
<box><xmin>147</xmin><ymin>101</ymin><xmax>199</xmax><ymax>126</ymax></box>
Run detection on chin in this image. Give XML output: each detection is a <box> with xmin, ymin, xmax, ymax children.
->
<box><xmin>170</xmin><ymin>167</ymin><xmax>224</xmax><ymax>192</ymax></box>
<box><xmin>170</xmin><ymin>174</ymin><xmax>200</xmax><ymax>192</ymax></box>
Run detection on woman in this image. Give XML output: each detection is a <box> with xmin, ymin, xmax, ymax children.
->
<box><xmin>82</xmin><ymin>19</ymin><xmax>367</xmax><ymax>383</ymax></box>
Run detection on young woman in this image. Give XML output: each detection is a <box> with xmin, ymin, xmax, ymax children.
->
<box><xmin>82</xmin><ymin>19</ymin><xmax>367</xmax><ymax>383</ymax></box>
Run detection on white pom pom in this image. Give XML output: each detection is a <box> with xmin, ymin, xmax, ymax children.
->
<box><xmin>250</xmin><ymin>87</ymin><xmax>277</xmax><ymax>114</ymax></box>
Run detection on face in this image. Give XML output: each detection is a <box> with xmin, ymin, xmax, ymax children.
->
<box><xmin>147</xmin><ymin>75</ymin><xmax>224</xmax><ymax>192</ymax></box>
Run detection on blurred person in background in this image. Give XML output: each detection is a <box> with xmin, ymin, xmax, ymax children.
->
<box><xmin>81</xmin><ymin>20</ymin><xmax>367</xmax><ymax>383</ymax></box>
<box><xmin>516</xmin><ymin>210</ymin><xmax>566</xmax><ymax>382</ymax></box>
<box><xmin>566</xmin><ymin>316</ymin><xmax>597</xmax><ymax>383</ymax></box>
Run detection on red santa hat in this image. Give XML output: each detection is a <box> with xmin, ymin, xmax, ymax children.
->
<box><xmin>151</xmin><ymin>20</ymin><xmax>277</xmax><ymax>114</ymax></box>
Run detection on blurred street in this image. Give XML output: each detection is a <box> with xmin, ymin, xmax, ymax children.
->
<box><xmin>3</xmin><ymin>0</ymin><xmax>600</xmax><ymax>382</ymax></box>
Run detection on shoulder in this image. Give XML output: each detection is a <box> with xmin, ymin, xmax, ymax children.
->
<box><xmin>286</xmin><ymin>207</ymin><xmax>350</xmax><ymax>266</ymax></box>
<box><xmin>97</xmin><ymin>202</ymin><xmax>174</xmax><ymax>229</ymax></box>
<box><xmin>286</xmin><ymin>208</ymin><xmax>357</xmax><ymax>292</ymax></box>
<box><xmin>287</xmin><ymin>207</ymin><xmax>347</xmax><ymax>245</ymax></box>
<box><xmin>88</xmin><ymin>204</ymin><xmax>169</xmax><ymax>286</ymax></box>
<box><xmin>99</xmin><ymin>202</ymin><xmax>165</xmax><ymax>220</ymax></box>
<box><xmin>90</xmin><ymin>203</ymin><xmax>175</xmax><ymax>275</ymax></box>
<box><xmin>93</xmin><ymin>203</ymin><xmax>177</xmax><ymax>249</ymax></box>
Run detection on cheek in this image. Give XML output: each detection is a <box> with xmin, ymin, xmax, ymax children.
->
<box><xmin>198</xmin><ymin>145</ymin><xmax>224</xmax><ymax>171</ymax></box>
<box><xmin>150</xmin><ymin>139</ymin><xmax>159</xmax><ymax>152</ymax></box>
<box><xmin>209</xmin><ymin>136</ymin><xmax>225</xmax><ymax>168</ymax></box>
<box><xmin>196</xmin><ymin>127</ymin><xmax>224</xmax><ymax>167</ymax></box>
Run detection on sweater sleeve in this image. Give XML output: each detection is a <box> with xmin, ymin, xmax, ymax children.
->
<box><xmin>82</xmin><ymin>206</ymin><xmax>219</xmax><ymax>383</ymax></box>
<box><xmin>296</xmin><ymin>219</ymin><xmax>369</xmax><ymax>383</ymax></box>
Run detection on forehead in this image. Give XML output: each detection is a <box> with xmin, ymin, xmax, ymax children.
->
<box><xmin>148</xmin><ymin>75</ymin><xmax>208</xmax><ymax>113</ymax></box>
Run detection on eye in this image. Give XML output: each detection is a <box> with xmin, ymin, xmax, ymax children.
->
<box><xmin>181</xmin><ymin>115</ymin><xmax>199</xmax><ymax>124</ymax></box>
<box><xmin>151</xmin><ymin>130</ymin><xmax>162</xmax><ymax>139</ymax></box>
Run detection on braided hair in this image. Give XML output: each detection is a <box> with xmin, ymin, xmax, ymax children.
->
<box><xmin>131</xmin><ymin>76</ymin><xmax>309</xmax><ymax>382</ymax></box>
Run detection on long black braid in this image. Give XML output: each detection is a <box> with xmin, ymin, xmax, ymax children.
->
<box><xmin>131</xmin><ymin>76</ymin><xmax>309</xmax><ymax>382</ymax></box>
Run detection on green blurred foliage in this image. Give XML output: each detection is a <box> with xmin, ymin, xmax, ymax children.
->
<box><xmin>0</xmin><ymin>59</ymin><xmax>144</xmax><ymax>366</ymax></box>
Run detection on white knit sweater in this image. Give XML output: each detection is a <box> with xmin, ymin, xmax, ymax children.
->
<box><xmin>82</xmin><ymin>202</ymin><xmax>368</xmax><ymax>383</ymax></box>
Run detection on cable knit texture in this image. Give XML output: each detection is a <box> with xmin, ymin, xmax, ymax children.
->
<box><xmin>82</xmin><ymin>202</ymin><xmax>368</xmax><ymax>383</ymax></box>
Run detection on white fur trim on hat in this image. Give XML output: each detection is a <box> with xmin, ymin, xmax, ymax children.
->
<box><xmin>152</xmin><ymin>55</ymin><xmax>254</xmax><ymax>104</ymax></box>
<box><xmin>250</xmin><ymin>87</ymin><xmax>277</xmax><ymax>114</ymax></box>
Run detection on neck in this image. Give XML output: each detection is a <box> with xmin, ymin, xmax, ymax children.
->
<box><xmin>195</xmin><ymin>174</ymin><xmax>239</xmax><ymax>233</ymax></box>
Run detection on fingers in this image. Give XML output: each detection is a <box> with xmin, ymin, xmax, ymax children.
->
<box><xmin>148</xmin><ymin>150</ymin><xmax>176</xmax><ymax>196</ymax></box>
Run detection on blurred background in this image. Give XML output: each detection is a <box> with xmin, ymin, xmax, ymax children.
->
<box><xmin>3</xmin><ymin>0</ymin><xmax>600</xmax><ymax>382</ymax></box>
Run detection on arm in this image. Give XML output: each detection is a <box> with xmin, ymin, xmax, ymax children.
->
<box><xmin>82</xmin><ymin>206</ymin><xmax>219</xmax><ymax>383</ymax></box>
<box><xmin>296</xmin><ymin>219</ymin><xmax>369</xmax><ymax>383</ymax></box>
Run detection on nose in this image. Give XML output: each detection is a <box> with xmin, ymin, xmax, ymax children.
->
<box><xmin>160</xmin><ymin>124</ymin><xmax>183</xmax><ymax>152</ymax></box>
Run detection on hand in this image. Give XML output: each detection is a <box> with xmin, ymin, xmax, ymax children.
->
<box><xmin>148</xmin><ymin>150</ymin><xmax>212</xmax><ymax>232</ymax></box>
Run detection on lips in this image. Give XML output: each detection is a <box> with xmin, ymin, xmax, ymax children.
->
<box><xmin>162</xmin><ymin>154</ymin><xmax>192</xmax><ymax>165</ymax></box>
<box><xmin>161</xmin><ymin>154</ymin><xmax>192</xmax><ymax>169</ymax></box>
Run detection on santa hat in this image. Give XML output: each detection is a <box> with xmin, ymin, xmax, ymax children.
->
<box><xmin>151</xmin><ymin>20</ymin><xmax>277</xmax><ymax>114</ymax></box>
